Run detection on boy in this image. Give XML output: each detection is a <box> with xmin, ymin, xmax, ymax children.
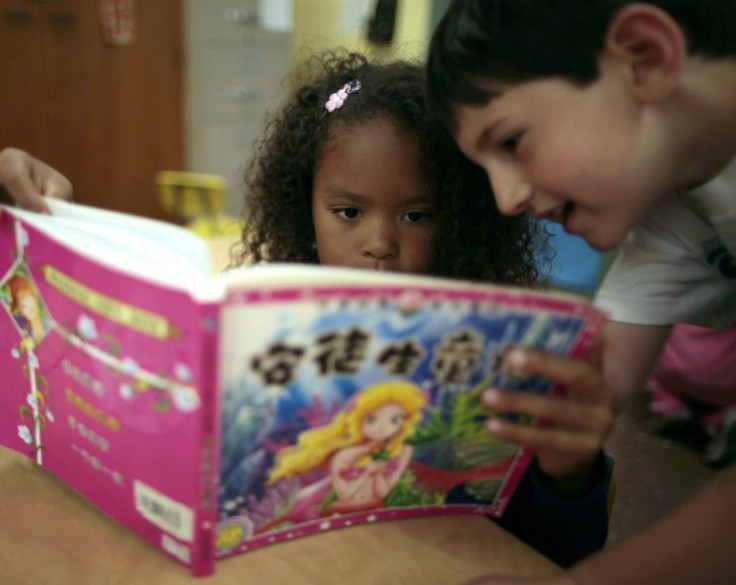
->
<box><xmin>426</xmin><ymin>1</ymin><xmax>736</xmax><ymax>584</ymax></box>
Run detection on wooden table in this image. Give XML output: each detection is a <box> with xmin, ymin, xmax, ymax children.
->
<box><xmin>0</xmin><ymin>447</ymin><xmax>560</xmax><ymax>585</ymax></box>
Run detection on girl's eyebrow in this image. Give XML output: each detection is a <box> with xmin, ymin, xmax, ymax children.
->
<box><xmin>323</xmin><ymin>188</ymin><xmax>366</xmax><ymax>203</ymax></box>
<box><xmin>324</xmin><ymin>188</ymin><xmax>437</xmax><ymax>206</ymax></box>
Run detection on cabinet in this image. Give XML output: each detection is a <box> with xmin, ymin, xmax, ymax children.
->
<box><xmin>185</xmin><ymin>0</ymin><xmax>292</xmax><ymax>216</ymax></box>
<box><xmin>0</xmin><ymin>0</ymin><xmax>183</xmax><ymax>219</ymax></box>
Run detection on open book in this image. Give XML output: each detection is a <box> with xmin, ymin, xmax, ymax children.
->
<box><xmin>0</xmin><ymin>201</ymin><xmax>607</xmax><ymax>577</ymax></box>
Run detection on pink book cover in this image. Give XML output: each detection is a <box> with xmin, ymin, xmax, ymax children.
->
<box><xmin>0</xmin><ymin>204</ymin><xmax>219</xmax><ymax>576</ymax></box>
<box><xmin>0</xmin><ymin>202</ymin><xmax>607</xmax><ymax>577</ymax></box>
<box><xmin>214</xmin><ymin>267</ymin><xmax>607</xmax><ymax>560</ymax></box>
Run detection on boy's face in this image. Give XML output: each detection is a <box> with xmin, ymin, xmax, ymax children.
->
<box><xmin>312</xmin><ymin>117</ymin><xmax>440</xmax><ymax>274</ymax></box>
<box><xmin>453</xmin><ymin>73</ymin><xmax>675</xmax><ymax>251</ymax></box>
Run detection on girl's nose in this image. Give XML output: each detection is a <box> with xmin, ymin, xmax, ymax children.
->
<box><xmin>487</xmin><ymin>162</ymin><xmax>533</xmax><ymax>216</ymax></box>
<box><xmin>362</xmin><ymin>221</ymin><xmax>399</xmax><ymax>260</ymax></box>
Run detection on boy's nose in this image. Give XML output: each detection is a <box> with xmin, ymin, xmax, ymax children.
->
<box><xmin>487</xmin><ymin>163</ymin><xmax>532</xmax><ymax>216</ymax></box>
<box><xmin>362</xmin><ymin>222</ymin><xmax>399</xmax><ymax>260</ymax></box>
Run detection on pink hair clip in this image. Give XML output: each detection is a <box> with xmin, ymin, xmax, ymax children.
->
<box><xmin>325</xmin><ymin>80</ymin><xmax>362</xmax><ymax>113</ymax></box>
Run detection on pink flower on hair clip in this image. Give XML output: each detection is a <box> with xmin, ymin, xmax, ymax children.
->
<box><xmin>325</xmin><ymin>79</ymin><xmax>362</xmax><ymax>113</ymax></box>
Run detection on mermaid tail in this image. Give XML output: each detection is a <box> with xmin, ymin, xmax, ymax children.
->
<box><xmin>253</xmin><ymin>476</ymin><xmax>332</xmax><ymax>535</ymax></box>
<box><xmin>408</xmin><ymin>456</ymin><xmax>514</xmax><ymax>493</ymax></box>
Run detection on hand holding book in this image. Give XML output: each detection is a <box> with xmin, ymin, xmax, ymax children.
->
<box><xmin>483</xmin><ymin>341</ymin><xmax>613</xmax><ymax>492</ymax></box>
<box><xmin>0</xmin><ymin>148</ymin><xmax>73</xmax><ymax>213</ymax></box>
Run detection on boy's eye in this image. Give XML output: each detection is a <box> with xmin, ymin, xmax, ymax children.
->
<box><xmin>334</xmin><ymin>207</ymin><xmax>361</xmax><ymax>220</ymax></box>
<box><xmin>403</xmin><ymin>210</ymin><xmax>433</xmax><ymax>223</ymax></box>
<box><xmin>499</xmin><ymin>133</ymin><xmax>523</xmax><ymax>153</ymax></box>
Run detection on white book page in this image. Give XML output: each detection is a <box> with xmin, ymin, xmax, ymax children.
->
<box><xmin>218</xmin><ymin>262</ymin><xmax>592</xmax><ymax>306</ymax></box>
<box><xmin>7</xmin><ymin>200</ymin><xmax>219</xmax><ymax>298</ymax></box>
<box><xmin>218</xmin><ymin>263</ymin><xmax>444</xmax><ymax>289</ymax></box>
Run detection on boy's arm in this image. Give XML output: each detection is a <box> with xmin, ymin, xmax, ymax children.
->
<box><xmin>602</xmin><ymin>321</ymin><xmax>672</xmax><ymax>410</ymax></box>
<box><xmin>494</xmin><ymin>453</ymin><xmax>613</xmax><ymax>568</ymax></box>
<box><xmin>0</xmin><ymin>148</ymin><xmax>73</xmax><ymax>212</ymax></box>
<box><xmin>460</xmin><ymin>463</ymin><xmax>736</xmax><ymax>585</ymax></box>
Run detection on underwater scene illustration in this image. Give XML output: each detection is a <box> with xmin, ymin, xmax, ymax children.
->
<box><xmin>216</xmin><ymin>287</ymin><xmax>597</xmax><ymax>555</ymax></box>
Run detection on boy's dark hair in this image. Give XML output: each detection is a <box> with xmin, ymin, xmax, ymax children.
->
<box><xmin>236</xmin><ymin>49</ymin><xmax>546</xmax><ymax>287</ymax></box>
<box><xmin>427</xmin><ymin>0</ymin><xmax>736</xmax><ymax>133</ymax></box>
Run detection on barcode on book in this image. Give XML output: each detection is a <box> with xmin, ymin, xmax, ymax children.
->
<box><xmin>134</xmin><ymin>480</ymin><xmax>194</xmax><ymax>542</ymax></box>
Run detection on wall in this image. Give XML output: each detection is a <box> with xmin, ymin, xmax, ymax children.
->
<box><xmin>185</xmin><ymin>1</ymin><xmax>433</xmax><ymax>215</ymax></box>
<box><xmin>0</xmin><ymin>0</ymin><xmax>183</xmax><ymax>219</ymax></box>
<box><xmin>292</xmin><ymin>0</ymin><xmax>431</xmax><ymax>66</ymax></box>
<box><xmin>185</xmin><ymin>0</ymin><xmax>293</xmax><ymax>215</ymax></box>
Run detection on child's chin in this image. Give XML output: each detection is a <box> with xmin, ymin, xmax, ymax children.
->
<box><xmin>584</xmin><ymin>232</ymin><xmax>623</xmax><ymax>253</ymax></box>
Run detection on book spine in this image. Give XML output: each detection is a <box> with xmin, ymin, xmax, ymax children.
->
<box><xmin>191</xmin><ymin>302</ymin><xmax>220</xmax><ymax>577</ymax></box>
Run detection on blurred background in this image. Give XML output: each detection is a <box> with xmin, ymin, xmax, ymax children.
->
<box><xmin>0</xmin><ymin>0</ymin><xmax>716</xmax><ymax>551</ymax></box>
<box><xmin>1</xmin><ymin>0</ymin><xmax>451</xmax><ymax>220</ymax></box>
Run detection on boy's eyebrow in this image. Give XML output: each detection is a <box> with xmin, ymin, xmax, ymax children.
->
<box><xmin>475</xmin><ymin>117</ymin><xmax>508</xmax><ymax>151</ymax></box>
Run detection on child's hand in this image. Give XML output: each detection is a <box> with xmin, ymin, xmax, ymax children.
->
<box><xmin>483</xmin><ymin>340</ymin><xmax>614</xmax><ymax>490</ymax></box>
<box><xmin>0</xmin><ymin>148</ymin><xmax>73</xmax><ymax>213</ymax></box>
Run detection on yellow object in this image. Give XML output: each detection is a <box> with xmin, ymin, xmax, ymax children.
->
<box><xmin>187</xmin><ymin>214</ymin><xmax>243</xmax><ymax>238</ymax></box>
<box><xmin>155</xmin><ymin>170</ymin><xmax>244</xmax><ymax>238</ymax></box>
<box><xmin>155</xmin><ymin>171</ymin><xmax>227</xmax><ymax>221</ymax></box>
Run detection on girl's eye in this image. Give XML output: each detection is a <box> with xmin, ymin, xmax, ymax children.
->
<box><xmin>499</xmin><ymin>133</ymin><xmax>523</xmax><ymax>154</ymax></box>
<box><xmin>364</xmin><ymin>414</ymin><xmax>375</xmax><ymax>424</ymax></box>
<box><xmin>403</xmin><ymin>210</ymin><xmax>433</xmax><ymax>223</ymax></box>
<box><xmin>333</xmin><ymin>207</ymin><xmax>361</xmax><ymax>221</ymax></box>
<box><xmin>391</xmin><ymin>414</ymin><xmax>404</xmax><ymax>425</ymax></box>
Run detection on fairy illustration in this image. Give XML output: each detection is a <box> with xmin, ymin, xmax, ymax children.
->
<box><xmin>267</xmin><ymin>381</ymin><xmax>426</xmax><ymax>518</ymax></box>
<box><xmin>2</xmin><ymin>273</ymin><xmax>50</xmax><ymax>344</ymax></box>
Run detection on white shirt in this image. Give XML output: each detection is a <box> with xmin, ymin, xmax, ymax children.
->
<box><xmin>595</xmin><ymin>158</ymin><xmax>736</xmax><ymax>328</ymax></box>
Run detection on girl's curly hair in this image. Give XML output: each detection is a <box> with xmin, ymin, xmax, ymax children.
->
<box><xmin>235</xmin><ymin>49</ymin><xmax>548</xmax><ymax>287</ymax></box>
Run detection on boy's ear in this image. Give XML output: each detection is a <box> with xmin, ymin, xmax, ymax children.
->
<box><xmin>604</xmin><ymin>3</ymin><xmax>686</xmax><ymax>105</ymax></box>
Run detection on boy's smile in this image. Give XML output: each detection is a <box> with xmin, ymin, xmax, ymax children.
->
<box><xmin>453</xmin><ymin>73</ymin><xmax>674</xmax><ymax>252</ymax></box>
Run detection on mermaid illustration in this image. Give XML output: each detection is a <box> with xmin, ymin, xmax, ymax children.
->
<box><xmin>265</xmin><ymin>381</ymin><xmax>426</xmax><ymax>524</ymax></box>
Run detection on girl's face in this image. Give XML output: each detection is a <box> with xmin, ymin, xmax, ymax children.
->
<box><xmin>360</xmin><ymin>402</ymin><xmax>407</xmax><ymax>442</ymax></box>
<box><xmin>312</xmin><ymin>117</ymin><xmax>440</xmax><ymax>274</ymax></box>
<box><xmin>18</xmin><ymin>291</ymin><xmax>38</xmax><ymax>319</ymax></box>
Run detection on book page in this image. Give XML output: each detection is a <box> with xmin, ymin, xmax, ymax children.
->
<box><xmin>10</xmin><ymin>200</ymin><xmax>216</xmax><ymax>293</ymax></box>
<box><xmin>219</xmin><ymin>263</ymin><xmax>594</xmax><ymax>304</ymax></box>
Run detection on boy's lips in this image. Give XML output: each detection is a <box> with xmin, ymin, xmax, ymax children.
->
<box><xmin>536</xmin><ymin>201</ymin><xmax>575</xmax><ymax>226</ymax></box>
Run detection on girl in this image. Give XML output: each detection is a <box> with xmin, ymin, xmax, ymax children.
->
<box><xmin>235</xmin><ymin>51</ymin><xmax>542</xmax><ymax>286</ymax></box>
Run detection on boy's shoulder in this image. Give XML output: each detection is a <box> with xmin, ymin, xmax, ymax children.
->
<box><xmin>594</xmin><ymin>164</ymin><xmax>736</xmax><ymax>328</ymax></box>
<box><xmin>687</xmin><ymin>156</ymin><xmax>736</xmax><ymax>246</ymax></box>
